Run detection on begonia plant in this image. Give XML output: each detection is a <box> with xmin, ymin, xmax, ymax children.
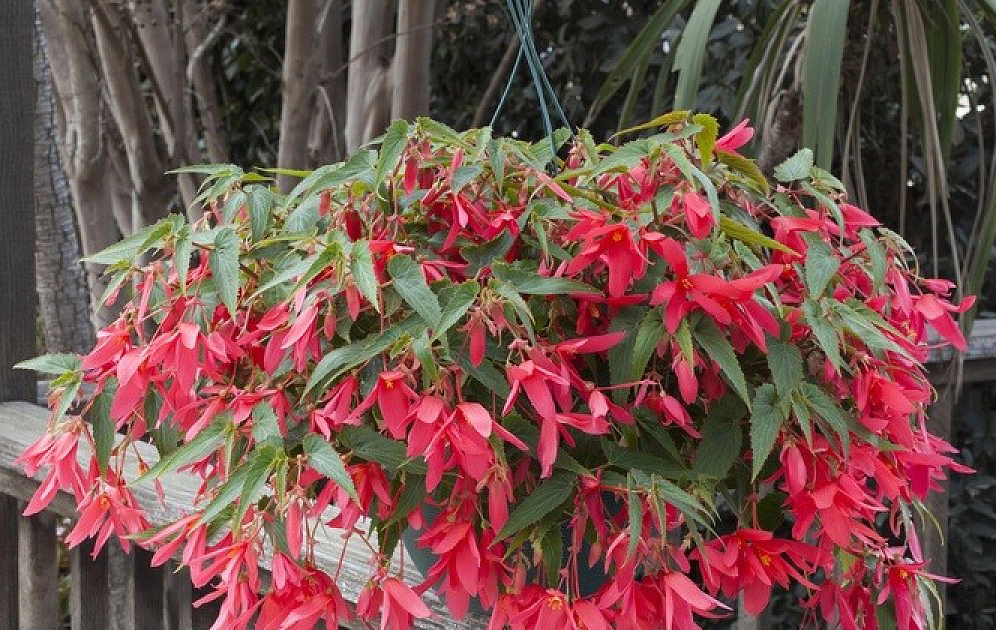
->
<box><xmin>18</xmin><ymin>113</ymin><xmax>973</xmax><ymax>630</ymax></box>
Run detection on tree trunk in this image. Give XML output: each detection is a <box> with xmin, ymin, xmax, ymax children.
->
<box><xmin>277</xmin><ymin>0</ymin><xmax>324</xmax><ymax>192</ymax></box>
<box><xmin>345</xmin><ymin>0</ymin><xmax>394</xmax><ymax>152</ymax></box>
<box><xmin>391</xmin><ymin>0</ymin><xmax>435</xmax><ymax>121</ymax></box>
<box><xmin>306</xmin><ymin>0</ymin><xmax>347</xmax><ymax>166</ymax></box>
<box><xmin>0</xmin><ymin>0</ymin><xmax>38</xmax><ymax>403</ymax></box>
<box><xmin>33</xmin><ymin>5</ymin><xmax>94</xmax><ymax>355</ymax></box>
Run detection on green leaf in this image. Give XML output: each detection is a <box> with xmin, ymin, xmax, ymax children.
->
<box><xmin>417</xmin><ymin>117</ymin><xmax>473</xmax><ymax>150</ymax></box>
<box><xmin>719</xmin><ymin>216</ymin><xmax>794</xmax><ymax>254</ymax></box>
<box><xmin>247</xmin><ymin>185</ymin><xmax>274</xmax><ymax>242</ymax></box>
<box><xmin>586</xmin><ymin>1</ymin><xmax>690</xmax><ymax>122</ymax></box>
<box><xmin>672</xmin><ymin>0</ymin><xmax>722</xmax><ymax>110</ymax></box>
<box><xmin>388</xmin><ymin>255</ymin><xmax>441</xmax><ymax>328</ymax></box>
<box><xmin>452</xmin><ymin>164</ymin><xmax>483</xmax><ymax>192</ymax></box>
<box><xmin>693</xmin><ymin>394</ymin><xmax>747</xmax><ymax>478</ymax></box>
<box><xmin>630</xmin><ymin>311</ymin><xmax>665</xmax><ymax>381</ymax></box>
<box><xmin>461</xmin><ymin>232</ymin><xmax>515</xmax><ymax>276</ymax></box>
<box><xmin>804</xmin><ymin>240</ymin><xmax>840</xmax><ymax>297</ymax></box>
<box><xmin>303</xmin><ymin>316</ymin><xmax>424</xmax><ymax>396</ymax></box>
<box><xmin>90</xmin><ymin>379</ymin><xmax>117</xmax><ymax>475</ymax></box>
<box><xmin>339</xmin><ymin>425</ymin><xmax>426</xmax><ymax>475</ymax></box>
<box><xmin>802</xmin><ymin>0</ymin><xmax>849</xmax><ymax>168</ymax></box>
<box><xmin>82</xmin><ymin>217</ymin><xmax>179</xmax><ymax>265</ymax></box>
<box><xmin>251</xmin><ymin>401</ymin><xmax>282</xmax><ymax>444</ymax></box>
<box><xmin>210</xmin><ymin>227</ymin><xmax>241</xmax><ymax>316</ymax></box>
<box><xmin>350</xmin><ymin>241</ymin><xmax>380</xmax><ymax>312</ymax></box>
<box><xmin>497</xmin><ymin>471</ymin><xmax>576</xmax><ymax>540</ymax></box>
<box><xmin>802</xmin><ymin>300</ymin><xmax>842</xmax><ymax>369</ymax></box>
<box><xmin>491</xmin><ymin>262</ymin><xmax>598</xmax><ymax>295</ymax></box>
<box><xmin>750</xmin><ymin>384</ymin><xmax>784</xmax><ymax>480</ymax></box>
<box><xmin>15</xmin><ymin>353</ymin><xmax>81</xmax><ymax>375</ymax></box>
<box><xmin>168</xmin><ymin>163</ymin><xmax>240</xmax><ymax>176</ymax></box>
<box><xmin>199</xmin><ymin>460</ymin><xmax>252</xmax><ymax>524</ymax></box>
<box><xmin>304</xmin><ymin>434</ymin><xmax>359</xmax><ymax>503</ymax></box>
<box><xmin>799</xmin><ymin>382</ymin><xmax>850</xmax><ymax>455</ymax></box>
<box><xmin>859</xmin><ymin>230</ymin><xmax>887</xmax><ymax>291</ymax></box>
<box><xmin>137</xmin><ymin>417</ymin><xmax>228</xmax><ymax>484</ymax></box>
<box><xmin>285</xmin><ymin>150</ymin><xmax>376</xmax><ymax>207</ymax></box>
<box><xmin>602</xmin><ymin>441</ymin><xmax>684</xmax><ymax>478</ymax></box>
<box><xmin>692</xmin><ymin>113</ymin><xmax>719</xmax><ymax>163</ymax></box>
<box><xmin>174</xmin><ymin>225</ymin><xmax>193</xmax><ymax>290</ymax></box>
<box><xmin>694</xmin><ymin>318</ymin><xmax>751</xmax><ymax>407</ymax></box>
<box><xmin>376</xmin><ymin>119</ymin><xmax>410</xmax><ymax>186</ymax></box>
<box><xmin>716</xmin><ymin>151</ymin><xmax>770</xmax><ymax>196</ymax></box>
<box><xmin>773</xmin><ymin>148</ymin><xmax>815</xmax><ymax>182</ymax></box>
<box><xmin>627</xmin><ymin>476</ymin><xmax>643</xmax><ymax>559</ymax></box>
<box><xmin>767</xmin><ymin>337</ymin><xmax>803</xmax><ymax>397</ymax></box>
<box><xmin>285</xmin><ymin>196</ymin><xmax>321</xmax><ymax>233</ymax></box>
<box><xmin>434</xmin><ymin>281</ymin><xmax>479</xmax><ymax>340</ymax></box>
<box><xmin>232</xmin><ymin>446</ymin><xmax>277</xmax><ymax>526</ymax></box>
<box><xmin>221</xmin><ymin>190</ymin><xmax>247</xmax><ymax>223</ymax></box>
<box><xmin>540</xmin><ymin>525</ymin><xmax>563</xmax><ymax>585</ymax></box>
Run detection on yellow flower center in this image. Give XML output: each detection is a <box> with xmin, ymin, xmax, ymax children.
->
<box><xmin>680</xmin><ymin>278</ymin><xmax>694</xmax><ymax>291</ymax></box>
<box><xmin>760</xmin><ymin>554</ymin><xmax>772</xmax><ymax>567</ymax></box>
<box><xmin>612</xmin><ymin>232</ymin><xmax>623</xmax><ymax>242</ymax></box>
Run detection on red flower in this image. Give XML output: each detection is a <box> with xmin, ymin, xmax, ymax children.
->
<box><xmin>357</xmin><ymin>575</ymin><xmax>434</xmax><ymax>630</ymax></box>
<box><xmin>566</xmin><ymin>222</ymin><xmax>647</xmax><ymax>298</ymax></box>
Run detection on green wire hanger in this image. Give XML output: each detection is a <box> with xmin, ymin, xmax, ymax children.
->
<box><xmin>490</xmin><ymin>0</ymin><xmax>574</xmax><ymax>166</ymax></box>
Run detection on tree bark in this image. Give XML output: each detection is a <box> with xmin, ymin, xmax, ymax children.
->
<box><xmin>306</xmin><ymin>0</ymin><xmax>346</xmax><ymax>166</ymax></box>
<box><xmin>34</xmin><ymin>5</ymin><xmax>94</xmax><ymax>355</ymax></box>
<box><xmin>277</xmin><ymin>0</ymin><xmax>323</xmax><ymax>192</ymax></box>
<box><xmin>182</xmin><ymin>0</ymin><xmax>229</xmax><ymax>164</ymax></box>
<box><xmin>345</xmin><ymin>0</ymin><xmax>394</xmax><ymax>152</ymax></box>
<box><xmin>0</xmin><ymin>0</ymin><xmax>37</xmax><ymax>403</ymax></box>
<box><xmin>391</xmin><ymin>0</ymin><xmax>435</xmax><ymax>121</ymax></box>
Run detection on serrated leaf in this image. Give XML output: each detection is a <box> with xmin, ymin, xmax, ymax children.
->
<box><xmin>339</xmin><ymin>425</ymin><xmax>426</xmax><ymax>475</ymax></box>
<box><xmin>799</xmin><ymin>382</ymin><xmax>850</xmax><ymax>455</ymax></box>
<box><xmin>247</xmin><ymin>185</ymin><xmax>274</xmax><ymax>241</ymax></box>
<box><xmin>491</xmin><ymin>262</ymin><xmax>598</xmax><ymax>295</ymax></box>
<box><xmin>174</xmin><ymin>225</ymin><xmax>192</xmax><ymax>290</ymax></box>
<box><xmin>221</xmin><ymin>190</ymin><xmax>247</xmax><ymax>223</ymax></box>
<box><xmin>168</xmin><ymin>163</ymin><xmax>240</xmax><ymax>176</ymax></box>
<box><xmin>719</xmin><ymin>216</ymin><xmax>794</xmax><ymax>254</ymax></box>
<box><xmin>15</xmin><ymin>353</ymin><xmax>81</xmax><ymax>375</ymax></box>
<box><xmin>376</xmin><ymin>119</ymin><xmax>410</xmax><ymax>186</ymax></box>
<box><xmin>627</xmin><ymin>476</ymin><xmax>643</xmax><ymax>559</ymax></box>
<box><xmin>285</xmin><ymin>150</ymin><xmax>376</xmax><ymax>207</ymax></box>
<box><xmin>251</xmin><ymin>401</ymin><xmax>282</xmax><ymax>443</ymax></box>
<box><xmin>804</xmin><ymin>240</ymin><xmax>840</xmax><ymax>297</ymax></box>
<box><xmin>210</xmin><ymin>227</ymin><xmax>241</xmax><ymax>316</ymax></box>
<box><xmin>417</xmin><ymin>117</ymin><xmax>473</xmax><ymax>149</ymax></box>
<box><xmin>773</xmin><ymin>148</ymin><xmax>815</xmax><ymax>182</ymax></box>
<box><xmin>304</xmin><ymin>316</ymin><xmax>424</xmax><ymax>396</ymax></box>
<box><xmin>693</xmin><ymin>394</ymin><xmax>746</xmax><ymax>478</ymax></box>
<box><xmin>285</xmin><ymin>196</ymin><xmax>321</xmax><ymax>233</ymax></box>
<box><xmin>802</xmin><ymin>300</ymin><xmax>842</xmax><ymax>369</ymax></box>
<box><xmin>304</xmin><ymin>435</ymin><xmax>358</xmax><ymax>502</ymax></box>
<box><xmin>603</xmin><ymin>441</ymin><xmax>684</xmax><ymax>478</ymax></box>
<box><xmin>434</xmin><ymin>281</ymin><xmax>479</xmax><ymax>340</ymax></box>
<box><xmin>388</xmin><ymin>255</ymin><xmax>441</xmax><ymax>328</ymax></box>
<box><xmin>540</xmin><ymin>526</ymin><xmax>563</xmax><ymax>585</ymax></box>
<box><xmin>462</xmin><ymin>234</ymin><xmax>515</xmax><ymax>279</ymax></box>
<box><xmin>90</xmin><ymin>379</ymin><xmax>117</xmax><ymax>475</ymax></box>
<box><xmin>350</xmin><ymin>241</ymin><xmax>380</xmax><ymax>312</ymax></box>
<box><xmin>630</xmin><ymin>311</ymin><xmax>665</xmax><ymax>381</ymax></box>
<box><xmin>497</xmin><ymin>471</ymin><xmax>576</xmax><ymax>540</ymax></box>
<box><xmin>716</xmin><ymin>151</ymin><xmax>770</xmax><ymax>195</ymax></box>
<box><xmin>750</xmin><ymin>384</ymin><xmax>784</xmax><ymax>480</ymax></box>
<box><xmin>859</xmin><ymin>229</ymin><xmax>887</xmax><ymax>292</ymax></box>
<box><xmin>200</xmin><ymin>445</ymin><xmax>276</xmax><ymax>525</ymax></box>
<box><xmin>452</xmin><ymin>164</ymin><xmax>483</xmax><ymax>192</ymax></box>
<box><xmin>694</xmin><ymin>318</ymin><xmax>751</xmax><ymax>407</ymax></box>
<box><xmin>692</xmin><ymin>113</ymin><xmax>719</xmax><ymax>163</ymax></box>
<box><xmin>137</xmin><ymin>417</ymin><xmax>227</xmax><ymax>484</ymax></box>
<box><xmin>82</xmin><ymin>217</ymin><xmax>178</xmax><ymax>265</ymax></box>
<box><xmin>767</xmin><ymin>337</ymin><xmax>803</xmax><ymax>397</ymax></box>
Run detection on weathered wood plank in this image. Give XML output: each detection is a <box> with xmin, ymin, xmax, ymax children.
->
<box><xmin>0</xmin><ymin>495</ymin><xmax>18</xmax><ymax>630</ymax></box>
<box><xmin>70</xmin><ymin>538</ymin><xmax>109</xmax><ymax>630</ymax></box>
<box><xmin>134</xmin><ymin>548</ymin><xmax>165</xmax><ymax>630</ymax></box>
<box><xmin>17</xmin><ymin>510</ymin><xmax>59</xmax><ymax>630</ymax></box>
<box><xmin>0</xmin><ymin>402</ymin><xmax>485</xmax><ymax>629</ymax></box>
<box><xmin>107</xmin><ymin>541</ymin><xmax>136</xmax><ymax>630</ymax></box>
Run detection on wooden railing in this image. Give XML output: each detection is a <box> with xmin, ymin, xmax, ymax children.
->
<box><xmin>2</xmin><ymin>321</ymin><xmax>995</xmax><ymax>629</ymax></box>
<box><xmin>0</xmin><ymin>401</ymin><xmax>486</xmax><ymax>630</ymax></box>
